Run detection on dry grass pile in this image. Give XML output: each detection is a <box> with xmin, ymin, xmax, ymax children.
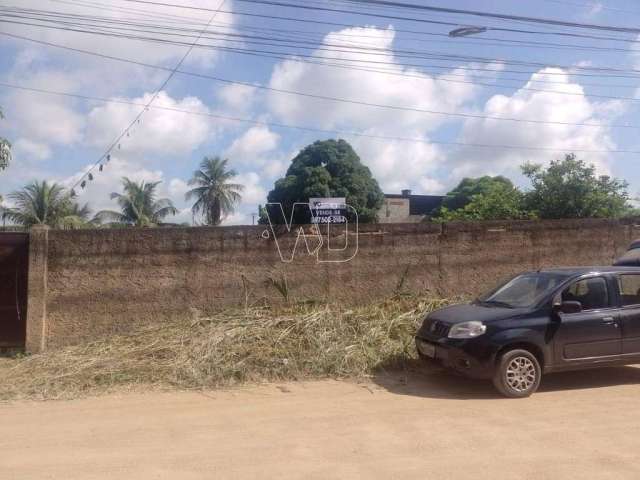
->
<box><xmin>0</xmin><ymin>296</ymin><xmax>452</xmax><ymax>400</ymax></box>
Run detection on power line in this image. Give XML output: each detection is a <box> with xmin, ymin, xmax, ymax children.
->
<box><xmin>7</xmin><ymin>3</ymin><xmax>640</xmax><ymax>76</ymax></box>
<box><xmin>5</xmin><ymin>4</ymin><xmax>638</xmax><ymax>54</ymax></box>
<box><xmin>6</xmin><ymin>28</ymin><xmax>640</xmax><ymax>129</ymax></box>
<box><xmin>6</xmin><ymin>7</ymin><xmax>633</xmax><ymax>59</ymax></box>
<box><xmin>119</xmin><ymin>0</ymin><xmax>640</xmax><ymax>44</ymax></box>
<box><xmin>7</xmin><ymin>26</ymin><xmax>640</xmax><ymax>105</ymax></box>
<box><xmin>69</xmin><ymin>0</ymin><xmax>227</xmax><ymax>192</ymax></box>
<box><xmin>1</xmin><ymin>81</ymin><xmax>636</xmax><ymax>154</ymax></box>
<box><xmin>238</xmin><ymin>0</ymin><xmax>640</xmax><ymax>35</ymax></box>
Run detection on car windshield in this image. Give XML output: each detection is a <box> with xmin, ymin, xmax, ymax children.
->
<box><xmin>477</xmin><ymin>272</ymin><xmax>567</xmax><ymax>309</ymax></box>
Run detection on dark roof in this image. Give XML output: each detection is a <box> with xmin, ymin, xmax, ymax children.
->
<box><xmin>384</xmin><ymin>194</ymin><xmax>444</xmax><ymax>215</ymax></box>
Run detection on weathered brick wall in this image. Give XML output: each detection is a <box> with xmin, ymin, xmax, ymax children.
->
<box><xmin>30</xmin><ymin>218</ymin><xmax>640</xmax><ymax>350</ymax></box>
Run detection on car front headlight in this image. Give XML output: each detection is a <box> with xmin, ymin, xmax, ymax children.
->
<box><xmin>448</xmin><ymin>321</ymin><xmax>486</xmax><ymax>339</ymax></box>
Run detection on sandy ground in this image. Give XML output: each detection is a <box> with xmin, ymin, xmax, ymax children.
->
<box><xmin>2</xmin><ymin>367</ymin><xmax>640</xmax><ymax>480</ymax></box>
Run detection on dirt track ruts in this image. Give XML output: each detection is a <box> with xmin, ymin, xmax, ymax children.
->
<box><xmin>2</xmin><ymin>366</ymin><xmax>640</xmax><ymax>479</ymax></box>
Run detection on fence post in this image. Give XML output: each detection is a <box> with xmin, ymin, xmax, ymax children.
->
<box><xmin>25</xmin><ymin>225</ymin><xmax>49</xmax><ymax>353</ymax></box>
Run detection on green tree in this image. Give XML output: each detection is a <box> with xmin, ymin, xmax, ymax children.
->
<box><xmin>0</xmin><ymin>107</ymin><xmax>10</xmax><ymax>172</ymax></box>
<box><xmin>185</xmin><ymin>156</ymin><xmax>243</xmax><ymax>225</ymax></box>
<box><xmin>95</xmin><ymin>178</ymin><xmax>177</xmax><ymax>227</ymax></box>
<box><xmin>441</xmin><ymin>175</ymin><xmax>514</xmax><ymax>211</ymax></box>
<box><xmin>263</xmin><ymin>139</ymin><xmax>383</xmax><ymax>224</ymax></box>
<box><xmin>522</xmin><ymin>154</ymin><xmax>632</xmax><ymax>219</ymax></box>
<box><xmin>1</xmin><ymin>180</ymin><xmax>92</xmax><ymax>228</ymax></box>
<box><xmin>437</xmin><ymin>181</ymin><xmax>532</xmax><ymax>221</ymax></box>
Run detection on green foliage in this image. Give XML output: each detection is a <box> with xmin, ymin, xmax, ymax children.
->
<box><xmin>521</xmin><ymin>154</ymin><xmax>632</xmax><ymax>219</ymax></box>
<box><xmin>263</xmin><ymin>139</ymin><xmax>383</xmax><ymax>224</ymax></box>
<box><xmin>1</xmin><ymin>180</ymin><xmax>92</xmax><ymax>229</ymax></box>
<box><xmin>437</xmin><ymin>180</ymin><xmax>532</xmax><ymax>222</ymax></box>
<box><xmin>434</xmin><ymin>154</ymin><xmax>633</xmax><ymax>222</ymax></box>
<box><xmin>0</xmin><ymin>107</ymin><xmax>11</xmax><ymax>171</ymax></box>
<box><xmin>442</xmin><ymin>175</ymin><xmax>514</xmax><ymax>211</ymax></box>
<box><xmin>186</xmin><ymin>156</ymin><xmax>243</xmax><ymax>226</ymax></box>
<box><xmin>95</xmin><ymin>178</ymin><xmax>177</xmax><ymax>227</ymax></box>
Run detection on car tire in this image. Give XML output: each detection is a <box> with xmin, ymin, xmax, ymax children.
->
<box><xmin>492</xmin><ymin>349</ymin><xmax>541</xmax><ymax>398</ymax></box>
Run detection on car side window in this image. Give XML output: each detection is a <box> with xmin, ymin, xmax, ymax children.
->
<box><xmin>618</xmin><ymin>274</ymin><xmax>640</xmax><ymax>307</ymax></box>
<box><xmin>562</xmin><ymin>277</ymin><xmax>610</xmax><ymax>311</ymax></box>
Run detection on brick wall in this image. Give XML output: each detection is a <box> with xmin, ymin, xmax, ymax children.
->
<box><xmin>25</xmin><ymin>218</ymin><xmax>640</xmax><ymax>351</ymax></box>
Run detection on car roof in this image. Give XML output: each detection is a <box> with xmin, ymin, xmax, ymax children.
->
<box><xmin>532</xmin><ymin>266</ymin><xmax>640</xmax><ymax>277</ymax></box>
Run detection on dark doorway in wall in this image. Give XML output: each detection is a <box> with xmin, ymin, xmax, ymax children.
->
<box><xmin>0</xmin><ymin>233</ymin><xmax>28</xmax><ymax>348</ymax></box>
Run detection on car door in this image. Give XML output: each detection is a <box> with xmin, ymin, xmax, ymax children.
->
<box><xmin>616</xmin><ymin>274</ymin><xmax>640</xmax><ymax>354</ymax></box>
<box><xmin>554</xmin><ymin>275</ymin><xmax>622</xmax><ymax>364</ymax></box>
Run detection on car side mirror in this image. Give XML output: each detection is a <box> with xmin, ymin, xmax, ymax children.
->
<box><xmin>555</xmin><ymin>301</ymin><xmax>582</xmax><ymax>315</ymax></box>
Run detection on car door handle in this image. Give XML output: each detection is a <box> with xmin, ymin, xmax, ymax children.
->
<box><xmin>602</xmin><ymin>316</ymin><xmax>618</xmax><ymax>325</ymax></box>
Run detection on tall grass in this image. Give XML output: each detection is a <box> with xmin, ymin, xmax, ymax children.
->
<box><xmin>0</xmin><ymin>295</ymin><xmax>453</xmax><ymax>401</ymax></box>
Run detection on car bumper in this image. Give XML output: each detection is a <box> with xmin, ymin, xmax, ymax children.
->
<box><xmin>415</xmin><ymin>336</ymin><xmax>495</xmax><ymax>379</ymax></box>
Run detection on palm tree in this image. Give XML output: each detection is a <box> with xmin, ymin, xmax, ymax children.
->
<box><xmin>186</xmin><ymin>156</ymin><xmax>243</xmax><ymax>225</ymax></box>
<box><xmin>95</xmin><ymin>177</ymin><xmax>177</xmax><ymax>227</ymax></box>
<box><xmin>1</xmin><ymin>180</ymin><xmax>91</xmax><ymax>229</ymax></box>
<box><xmin>0</xmin><ymin>107</ymin><xmax>11</xmax><ymax>171</ymax></box>
<box><xmin>57</xmin><ymin>202</ymin><xmax>94</xmax><ymax>230</ymax></box>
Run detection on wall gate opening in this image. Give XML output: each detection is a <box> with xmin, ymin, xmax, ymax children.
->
<box><xmin>0</xmin><ymin>233</ymin><xmax>28</xmax><ymax>348</ymax></box>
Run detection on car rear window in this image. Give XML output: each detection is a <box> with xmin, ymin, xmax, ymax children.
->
<box><xmin>618</xmin><ymin>275</ymin><xmax>640</xmax><ymax>307</ymax></box>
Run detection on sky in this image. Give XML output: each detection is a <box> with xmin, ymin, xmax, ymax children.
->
<box><xmin>1</xmin><ymin>0</ymin><xmax>640</xmax><ymax>225</ymax></box>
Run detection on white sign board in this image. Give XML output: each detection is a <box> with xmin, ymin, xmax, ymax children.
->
<box><xmin>309</xmin><ymin>197</ymin><xmax>347</xmax><ymax>224</ymax></box>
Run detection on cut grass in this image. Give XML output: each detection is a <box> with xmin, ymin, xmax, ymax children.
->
<box><xmin>0</xmin><ymin>295</ymin><xmax>454</xmax><ymax>401</ymax></box>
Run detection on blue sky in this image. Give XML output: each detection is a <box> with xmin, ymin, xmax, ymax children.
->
<box><xmin>1</xmin><ymin>0</ymin><xmax>640</xmax><ymax>224</ymax></box>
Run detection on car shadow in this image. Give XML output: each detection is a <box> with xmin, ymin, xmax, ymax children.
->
<box><xmin>372</xmin><ymin>359</ymin><xmax>640</xmax><ymax>400</ymax></box>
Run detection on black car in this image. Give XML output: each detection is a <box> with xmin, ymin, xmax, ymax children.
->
<box><xmin>415</xmin><ymin>266</ymin><xmax>640</xmax><ymax>398</ymax></box>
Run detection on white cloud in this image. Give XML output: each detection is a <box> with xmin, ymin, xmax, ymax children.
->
<box><xmin>448</xmin><ymin>67</ymin><xmax>620</xmax><ymax>181</ymax></box>
<box><xmin>217</xmin><ymin>83</ymin><xmax>258</xmax><ymax>113</ymax></box>
<box><xmin>85</xmin><ymin>91</ymin><xmax>212</xmax><ymax>156</ymax></box>
<box><xmin>63</xmin><ymin>157</ymin><xmax>165</xmax><ymax>214</ymax></box>
<box><xmin>12</xmin><ymin>138</ymin><xmax>52</xmax><ymax>161</ymax></box>
<box><xmin>234</xmin><ymin>172</ymin><xmax>267</xmax><ymax>205</ymax></box>
<box><xmin>0</xmin><ymin>0</ymin><xmax>239</xmax><ymax>171</ymax></box>
<box><xmin>586</xmin><ymin>2</ymin><xmax>603</xmax><ymax>17</ymax></box>
<box><xmin>2</xmin><ymin>0</ymin><xmax>236</xmax><ymax>69</ymax></box>
<box><xmin>224</xmin><ymin>126</ymin><xmax>280</xmax><ymax>166</ymax></box>
<box><xmin>222</xmin><ymin>211</ymin><xmax>253</xmax><ymax>226</ymax></box>
<box><xmin>348</xmin><ymin>136</ymin><xmax>445</xmax><ymax>194</ymax></box>
<box><xmin>266</xmin><ymin>26</ymin><xmax>477</xmax><ymax>135</ymax></box>
<box><xmin>168</xmin><ymin>178</ymin><xmax>190</xmax><ymax>199</ymax></box>
<box><xmin>3</xmin><ymin>76</ymin><xmax>85</xmax><ymax>146</ymax></box>
<box><xmin>206</xmin><ymin>171</ymin><xmax>268</xmax><ymax>226</ymax></box>
<box><xmin>171</xmin><ymin>207</ymin><xmax>194</xmax><ymax>225</ymax></box>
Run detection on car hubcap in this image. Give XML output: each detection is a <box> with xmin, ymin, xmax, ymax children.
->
<box><xmin>505</xmin><ymin>356</ymin><xmax>536</xmax><ymax>392</ymax></box>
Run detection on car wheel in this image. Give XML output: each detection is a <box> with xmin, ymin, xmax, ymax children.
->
<box><xmin>492</xmin><ymin>349</ymin><xmax>541</xmax><ymax>398</ymax></box>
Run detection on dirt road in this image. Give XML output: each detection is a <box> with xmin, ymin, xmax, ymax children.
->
<box><xmin>2</xmin><ymin>367</ymin><xmax>640</xmax><ymax>479</ymax></box>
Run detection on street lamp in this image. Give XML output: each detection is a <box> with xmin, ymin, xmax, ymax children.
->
<box><xmin>448</xmin><ymin>26</ymin><xmax>488</xmax><ymax>37</ymax></box>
